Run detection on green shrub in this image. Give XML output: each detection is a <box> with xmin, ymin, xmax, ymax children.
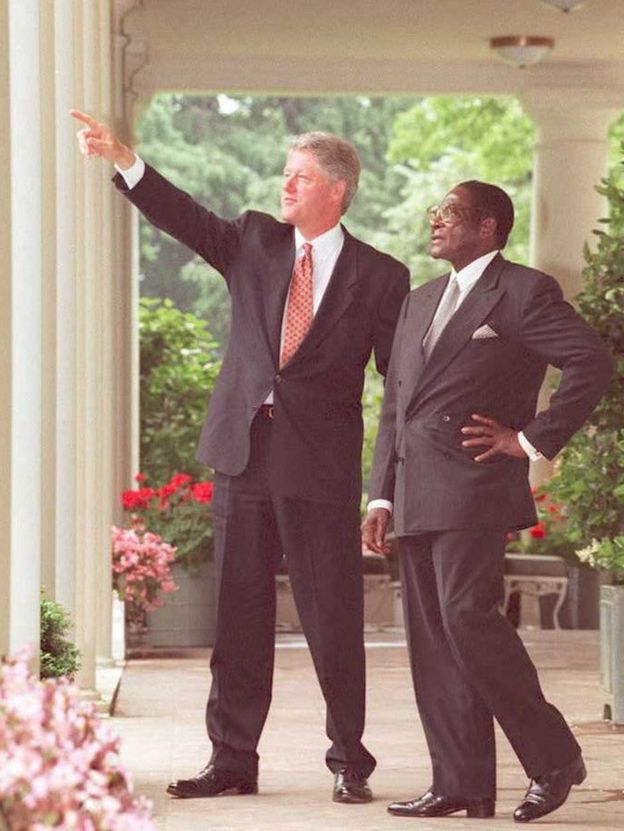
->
<box><xmin>548</xmin><ymin>162</ymin><xmax>624</xmax><ymax>581</ymax></box>
<box><xmin>40</xmin><ymin>595</ymin><xmax>81</xmax><ymax>679</ymax></box>
<box><xmin>139</xmin><ymin>298</ymin><xmax>222</xmax><ymax>482</ymax></box>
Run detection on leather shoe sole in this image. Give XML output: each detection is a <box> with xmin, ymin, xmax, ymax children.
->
<box><xmin>388</xmin><ymin>792</ymin><xmax>495</xmax><ymax>818</ymax></box>
<box><xmin>166</xmin><ymin>765</ymin><xmax>257</xmax><ymax>799</ymax></box>
<box><xmin>514</xmin><ymin>755</ymin><xmax>586</xmax><ymax>823</ymax></box>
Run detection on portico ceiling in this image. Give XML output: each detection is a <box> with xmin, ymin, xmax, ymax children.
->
<box><xmin>120</xmin><ymin>0</ymin><xmax>624</xmax><ymax>97</ymax></box>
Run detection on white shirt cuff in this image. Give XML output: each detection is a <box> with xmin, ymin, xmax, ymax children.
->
<box><xmin>114</xmin><ymin>154</ymin><xmax>145</xmax><ymax>190</ymax></box>
<box><xmin>367</xmin><ymin>499</ymin><xmax>393</xmax><ymax>515</ymax></box>
<box><xmin>518</xmin><ymin>431</ymin><xmax>542</xmax><ymax>461</ymax></box>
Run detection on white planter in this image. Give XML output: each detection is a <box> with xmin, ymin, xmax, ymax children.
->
<box><xmin>600</xmin><ymin>584</ymin><xmax>624</xmax><ymax>725</ymax></box>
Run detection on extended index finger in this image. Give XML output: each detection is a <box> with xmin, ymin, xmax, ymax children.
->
<box><xmin>70</xmin><ymin>109</ymin><xmax>99</xmax><ymax>128</ymax></box>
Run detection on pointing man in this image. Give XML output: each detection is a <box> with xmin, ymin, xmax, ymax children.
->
<box><xmin>72</xmin><ymin>109</ymin><xmax>409</xmax><ymax>804</ymax></box>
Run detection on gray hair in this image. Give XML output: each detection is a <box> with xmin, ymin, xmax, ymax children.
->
<box><xmin>289</xmin><ymin>131</ymin><xmax>360</xmax><ymax>214</ymax></box>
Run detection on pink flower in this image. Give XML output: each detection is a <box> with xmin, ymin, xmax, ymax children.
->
<box><xmin>0</xmin><ymin>651</ymin><xmax>154</xmax><ymax>828</ymax></box>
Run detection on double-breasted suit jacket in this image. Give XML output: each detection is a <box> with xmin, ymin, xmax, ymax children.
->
<box><xmin>115</xmin><ymin>164</ymin><xmax>410</xmax><ymax>505</ymax></box>
<box><xmin>369</xmin><ymin>253</ymin><xmax>613</xmax><ymax>533</ymax></box>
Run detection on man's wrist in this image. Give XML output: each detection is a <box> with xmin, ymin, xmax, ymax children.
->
<box><xmin>115</xmin><ymin>154</ymin><xmax>145</xmax><ymax>190</ymax></box>
<box><xmin>517</xmin><ymin>431</ymin><xmax>542</xmax><ymax>461</ymax></box>
<box><xmin>115</xmin><ymin>147</ymin><xmax>137</xmax><ymax>170</ymax></box>
<box><xmin>367</xmin><ymin>499</ymin><xmax>393</xmax><ymax>515</ymax></box>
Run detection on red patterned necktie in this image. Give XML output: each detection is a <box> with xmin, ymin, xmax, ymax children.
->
<box><xmin>280</xmin><ymin>242</ymin><xmax>314</xmax><ymax>367</ymax></box>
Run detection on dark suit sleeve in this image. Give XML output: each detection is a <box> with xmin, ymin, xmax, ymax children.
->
<box><xmin>113</xmin><ymin>163</ymin><xmax>244</xmax><ymax>279</ymax></box>
<box><xmin>519</xmin><ymin>273</ymin><xmax>613</xmax><ymax>459</ymax></box>
<box><xmin>372</xmin><ymin>263</ymin><xmax>410</xmax><ymax>377</ymax></box>
<box><xmin>368</xmin><ymin>292</ymin><xmax>411</xmax><ymax>501</ymax></box>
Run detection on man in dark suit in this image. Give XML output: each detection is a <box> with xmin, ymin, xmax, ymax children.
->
<box><xmin>363</xmin><ymin>181</ymin><xmax>612</xmax><ymax>822</ymax></box>
<box><xmin>72</xmin><ymin>110</ymin><xmax>409</xmax><ymax>803</ymax></box>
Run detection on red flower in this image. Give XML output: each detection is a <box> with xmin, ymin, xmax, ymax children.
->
<box><xmin>122</xmin><ymin>487</ymin><xmax>156</xmax><ymax>511</ymax></box>
<box><xmin>135</xmin><ymin>472</ymin><xmax>147</xmax><ymax>483</ymax></box>
<box><xmin>170</xmin><ymin>473</ymin><xmax>192</xmax><ymax>488</ymax></box>
<box><xmin>192</xmin><ymin>482</ymin><xmax>214</xmax><ymax>504</ymax></box>
<box><xmin>530</xmin><ymin>522</ymin><xmax>546</xmax><ymax>539</ymax></box>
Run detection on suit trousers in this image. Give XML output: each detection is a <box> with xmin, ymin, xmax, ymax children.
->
<box><xmin>399</xmin><ymin>529</ymin><xmax>580</xmax><ymax>799</ymax></box>
<box><xmin>205</xmin><ymin>413</ymin><xmax>375</xmax><ymax>778</ymax></box>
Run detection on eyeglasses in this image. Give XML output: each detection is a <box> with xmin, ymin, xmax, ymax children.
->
<box><xmin>426</xmin><ymin>204</ymin><xmax>483</xmax><ymax>225</ymax></box>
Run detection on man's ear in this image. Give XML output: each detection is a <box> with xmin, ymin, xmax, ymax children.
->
<box><xmin>480</xmin><ymin>216</ymin><xmax>497</xmax><ymax>241</ymax></box>
<box><xmin>332</xmin><ymin>179</ymin><xmax>347</xmax><ymax>208</ymax></box>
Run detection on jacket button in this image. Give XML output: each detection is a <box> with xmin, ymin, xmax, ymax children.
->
<box><xmin>441</xmin><ymin>414</ymin><xmax>451</xmax><ymax>423</ymax></box>
<box><xmin>397</xmin><ymin>379</ymin><xmax>402</xmax><ymax>387</ymax></box>
<box><xmin>275</xmin><ymin>374</ymin><xmax>282</xmax><ymax>383</ymax></box>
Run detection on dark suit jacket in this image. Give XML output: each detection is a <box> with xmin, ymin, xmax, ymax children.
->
<box><xmin>115</xmin><ymin>164</ymin><xmax>410</xmax><ymax>505</ymax></box>
<box><xmin>368</xmin><ymin>254</ymin><xmax>612</xmax><ymax>533</ymax></box>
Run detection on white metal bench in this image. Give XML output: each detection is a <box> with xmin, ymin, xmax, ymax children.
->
<box><xmin>503</xmin><ymin>553</ymin><xmax>569</xmax><ymax>629</ymax></box>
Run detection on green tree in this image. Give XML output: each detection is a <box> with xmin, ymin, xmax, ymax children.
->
<box><xmin>139</xmin><ymin>298</ymin><xmax>221</xmax><ymax>482</ymax></box>
<box><xmin>385</xmin><ymin>96</ymin><xmax>535</xmax><ymax>286</ymax></box>
<box><xmin>547</xmin><ymin>167</ymin><xmax>624</xmax><ymax>569</ymax></box>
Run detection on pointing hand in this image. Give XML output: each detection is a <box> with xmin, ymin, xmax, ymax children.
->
<box><xmin>70</xmin><ymin>109</ymin><xmax>135</xmax><ymax>168</ymax></box>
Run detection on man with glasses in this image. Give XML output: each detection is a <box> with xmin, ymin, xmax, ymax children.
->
<box><xmin>363</xmin><ymin>181</ymin><xmax>611</xmax><ymax>822</ymax></box>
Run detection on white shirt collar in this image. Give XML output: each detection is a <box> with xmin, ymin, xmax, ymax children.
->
<box><xmin>451</xmin><ymin>249</ymin><xmax>500</xmax><ymax>293</ymax></box>
<box><xmin>294</xmin><ymin>223</ymin><xmax>344</xmax><ymax>257</ymax></box>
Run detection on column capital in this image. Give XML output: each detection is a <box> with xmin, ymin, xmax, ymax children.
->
<box><xmin>520</xmin><ymin>87</ymin><xmax>622</xmax><ymax>142</ymax></box>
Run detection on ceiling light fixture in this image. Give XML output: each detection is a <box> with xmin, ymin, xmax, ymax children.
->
<box><xmin>490</xmin><ymin>35</ymin><xmax>555</xmax><ymax>68</ymax></box>
<box><xmin>540</xmin><ymin>0</ymin><xmax>588</xmax><ymax>12</ymax></box>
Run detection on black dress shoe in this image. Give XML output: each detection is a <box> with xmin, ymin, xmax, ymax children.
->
<box><xmin>333</xmin><ymin>768</ymin><xmax>373</xmax><ymax>804</ymax></box>
<box><xmin>166</xmin><ymin>763</ymin><xmax>258</xmax><ymax>798</ymax></box>
<box><xmin>388</xmin><ymin>790</ymin><xmax>495</xmax><ymax>818</ymax></box>
<box><xmin>514</xmin><ymin>754</ymin><xmax>586</xmax><ymax>822</ymax></box>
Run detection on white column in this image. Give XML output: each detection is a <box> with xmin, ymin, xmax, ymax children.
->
<box><xmin>39</xmin><ymin>0</ymin><xmax>79</xmax><ymax>619</ymax></box>
<box><xmin>521</xmin><ymin>88</ymin><xmax>622</xmax><ymax>486</ymax></box>
<box><xmin>74</xmin><ymin>0</ymin><xmax>103</xmax><ymax>692</ymax></box>
<box><xmin>53</xmin><ymin>0</ymin><xmax>79</xmax><ymax>615</ymax></box>
<box><xmin>95</xmin><ymin>0</ymin><xmax>115</xmax><ymax>665</ymax></box>
<box><xmin>0</xmin><ymin>0</ymin><xmax>43</xmax><ymax>657</ymax></box>
<box><xmin>522</xmin><ymin>88</ymin><xmax>621</xmax><ymax>298</ymax></box>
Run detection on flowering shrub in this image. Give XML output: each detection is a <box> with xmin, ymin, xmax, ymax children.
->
<box><xmin>576</xmin><ymin>536</ymin><xmax>624</xmax><ymax>585</ymax></box>
<box><xmin>0</xmin><ymin>649</ymin><xmax>154</xmax><ymax>830</ymax></box>
<box><xmin>111</xmin><ymin>526</ymin><xmax>178</xmax><ymax>627</ymax></box>
<box><xmin>121</xmin><ymin>473</ymin><xmax>213</xmax><ymax>570</ymax></box>
<box><xmin>507</xmin><ymin>488</ymin><xmax>580</xmax><ymax>566</ymax></box>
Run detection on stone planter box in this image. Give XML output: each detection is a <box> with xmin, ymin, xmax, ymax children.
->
<box><xmin>600</xmin><ymin>583</ymin><xmax>624</xmax><ymax>725</ymax></box>
<box><xmin>560</xmin><ymin>566</ymin><xmax>601</xmax><ymax>629</ymax></box>
<box><xmin>276</xmin><ymin>573</ymin><xmax>398</xmax><ymax>632</ymax></box>
<box><xmin>140</xmin><ymin>560</ymin><xmax>218</xmax><ymax>649</ymax></box>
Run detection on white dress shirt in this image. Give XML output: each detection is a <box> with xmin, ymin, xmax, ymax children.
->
<box><xmin>115</xmin><ymin>154</ymin><xmax>345</xmax><ymax>404</ymax></box>
<box><xmin>368</xmin><ymin>249</ymin><xmax>541</xmax><ymax>516</ymax></box>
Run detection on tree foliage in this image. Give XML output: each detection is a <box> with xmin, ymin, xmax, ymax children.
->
<box><xmin>139</xmin><ymin>298</ymin><xmax>221</xmax><ymax>482</ymax></box>
<box><xmin>40</xmin><ymin>595</ymin><xmax>81</xmax><ymax>680</ymax></box>
<box><xmin>548</xmin><ymin>161</ymin><xmax>624</xmax><ymax>572</ymax></box>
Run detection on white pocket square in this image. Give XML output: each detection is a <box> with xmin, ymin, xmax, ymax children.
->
<box><xmin>472</xmin><ymin>324</ymin><xmax>499</xmax><ymax>339</ymax></box>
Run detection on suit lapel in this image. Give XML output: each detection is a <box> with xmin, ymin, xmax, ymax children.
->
<box><xmin>401</xmin><ymin>274</ymin><xmax>447</xmax><ymax>392</ymax></box>
<box><xmin>266</xmin><ymin>228</ymin><xmax>297</xmax><ymax>363</ymax></box>
<box><xmin>406</xmin><ymin>254</ymin><xmax>507</xmax><ymax>412</ymax></box>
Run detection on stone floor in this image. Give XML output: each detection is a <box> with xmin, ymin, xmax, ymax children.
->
<box><xmin>113</xmin><ymin>629</ymin><xmax>624</xmax><ymax>830</ymax></box>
